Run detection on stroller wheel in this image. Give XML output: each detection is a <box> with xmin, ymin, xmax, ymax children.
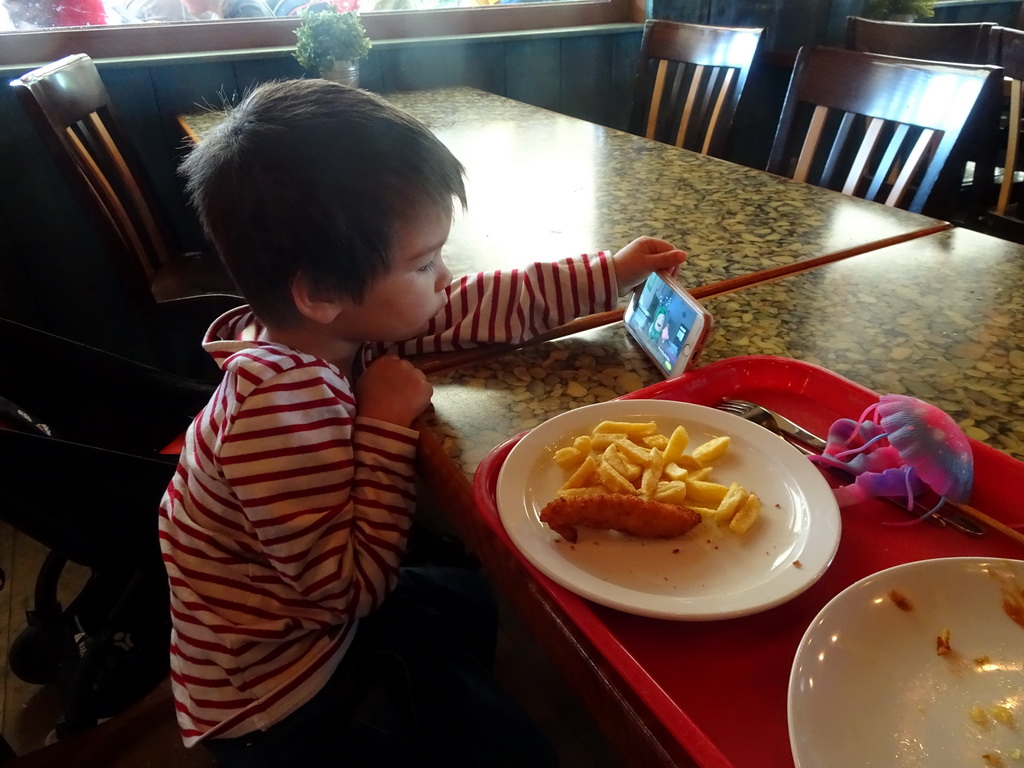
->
<box><xmin>9</xmin><ymin>624</ymin><xmax>61</xmax><ymax>684</ymax></box>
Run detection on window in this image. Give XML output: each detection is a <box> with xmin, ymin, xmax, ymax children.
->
<box><xmin>0</xmin><ymin>0</ymin><xmax>637</xmax><ymax>65</ymax></box>
<box><xmin>0</xmin><ymin>0</ymin><xmax>602</xmax><ymax>27</ymax></box>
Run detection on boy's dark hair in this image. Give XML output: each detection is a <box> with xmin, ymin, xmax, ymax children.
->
<box><xmin>180</xmin><ymin>80</ymin><xmax>467</xmax><ymax>327</ymax></box>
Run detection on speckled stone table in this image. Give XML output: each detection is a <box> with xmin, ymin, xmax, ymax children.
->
<box><xmin>425</xmin><ymin>226</ymin><xmax>1024</xmax><ymax>481</ymax></box>
<box><xmin>180</xmin><ymin>86</ymin><xmax>949</xmax><ymax>298</ymax></box>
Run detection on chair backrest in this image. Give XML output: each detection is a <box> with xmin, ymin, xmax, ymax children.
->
<box><xmin>988</xmin><ymin>25</ymin><xmax>1024</xmax><ymax>217</ymax></box>
<box><xmin>766</xmin><ymin>46</ymin><xmax>1003</xmax><ymax>217</ymax></box>
<box><xmin>10</xmin><ymin>54</ymin><xmax>178</xmax><ymax>310</ymax></box>
<box><xmin>628</xmin><ymin>20</ymin><xmax>764</xmax><ymax>158</ymax></box>
<box><xmin>845</xmin><ymin>16</ymin><xmax>996</xmax><ymax>64</ymax></box>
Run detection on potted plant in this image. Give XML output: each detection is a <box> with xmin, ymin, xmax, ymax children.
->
<box><xmin>293</xmin><ymin>5</ymin><xmax>372</xmax><ymax>86</ymax></box>
<box><xmin>863</xmin><ymin>0</ymin><xmax>936</xmax><ymax>21</ymax></box>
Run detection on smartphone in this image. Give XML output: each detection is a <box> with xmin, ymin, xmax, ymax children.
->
<box><xmin>623</xmin><ymin>271</ymin><xmax>713</xmax><ymax>378</ymax></box>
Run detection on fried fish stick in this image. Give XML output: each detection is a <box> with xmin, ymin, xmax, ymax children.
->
<box><xmin>539</xmin><ymin>493</ymin><xmax>702</xmax><ymax>543</ymax></box>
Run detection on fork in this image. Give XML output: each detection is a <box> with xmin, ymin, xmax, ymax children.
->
<box><xmin>716</xmin><ymin>399</ymin><xmax>826</xmax><ymax>452</ymax></box>
<box><xmin>715</xmin><ymin>399</ymin><xmax>985</xmax><ymax>536</ymax></box>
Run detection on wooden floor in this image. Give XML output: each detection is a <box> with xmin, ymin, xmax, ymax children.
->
<box><xmin>0</xmin><ymin>522</ymin><xmax>627</xmax><ymax>768</ymax></box>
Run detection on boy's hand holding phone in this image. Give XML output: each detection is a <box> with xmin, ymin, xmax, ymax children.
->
<box><xmin>356</xmin><ymin>355</ymin><xmax>433</xmax><ymax>429</ymax></box>
<box><xmin>611</xmin><ymin>236</ymin><xmax>687</xmax><ymax>296</ymax></box>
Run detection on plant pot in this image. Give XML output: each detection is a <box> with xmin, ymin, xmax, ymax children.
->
<box><xmin>889</xmin><ymin>14</ymin><xmax>916</xmax><ymax>21</ymax></box>
<box><xmin>323</xmin><ymin>60</ymin><xmax>359</xmax><ymax>88</ymax></box>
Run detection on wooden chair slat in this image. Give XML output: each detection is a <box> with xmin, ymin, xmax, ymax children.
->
<box><xmin>701</xmin><ymin>68</ymin><xmax>735</xmax><ymax>156</ymax></box>
<box><xmin>821</xmin><ymin>111</ymin><xmax>856</xmax><ymax>189</ymax></box>
<box><xmin>997</xmin><ymin>80</ymin><xmax>1022</xmax><ymax>215</ymax></box>
<box><xmin>887</xmin><ymin>128</ymin><xmax>937</xmax><ymax>208</ymax></box>
<box><xmin>86</xmin><ymin>112</ymin><xmax>174</xmax><ymax>269</ymax></box>
<box><xmin>794</xmin><ymin>105</ymin><xmax>828</xmax><ymax>183</ymax></box>
<box><xmin>645</xmin><ymin>59</ymin><xmax>669</xmax><ymax>140</ymax></box>
<box><xmin>65</xmin><ymin>124</ymin><xmax>157</xmax><ymax>284</ymax></box>
<box><xmin>843</xmin><ymin>116</ymin><xmax>884</xmax><ymax>197</ymax></box>
<box><xmin>866</xmin><ymin>122</ymin><xmax>910</xmax><ymax>202</ymax></box>
<box><xmin>675</xmin><ymin>64</ymin><xmax>704</xmax><ymax>148</ymax></box>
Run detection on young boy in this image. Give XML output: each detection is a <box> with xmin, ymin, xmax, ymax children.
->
<box><xmin>160</xmin><ymin>79</ymin><xmax>685</xmax><ymax>767</ymax></box>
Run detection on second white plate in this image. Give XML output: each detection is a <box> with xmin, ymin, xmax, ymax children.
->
<box><xmin>789</xmin><ymin>557</ymin><xmax>1024</xmax><ymax>767</ymax></box>
<box><xmin>495</xmin><ymin>399</ymin><xmax>842</xmax><ymax>620</ymax></box>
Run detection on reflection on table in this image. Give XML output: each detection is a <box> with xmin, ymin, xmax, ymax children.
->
<box><xmin>180</xmin><ymin>87</ymin><xmax>950</xmax><ymax>296</ymax></box>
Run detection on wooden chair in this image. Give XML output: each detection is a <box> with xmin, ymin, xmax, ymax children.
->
<box><xmin>766</xmin><ymin>46</ymin><xmax>1004</xmax><ymax>219</ymax></box>
<box><xmin>9</xmin><ymin>55</ymin><xmax>239</xmax><ymax>329</ymax></box>
<box><xmin>845</xmin><ymin>16</ymin><xmax>996</xmax><ymax>64</ymax></box>
<box><xmin>845</xmin><ymin>17</ymin><xmax>1008</xmax><ymax>225</ymax></box>
<box><xmin>980</xmin><ymin>25</ymin><xmax>1024</xmax><ymax>242</ymax></box>
<box><xmin>628</xmin><ymin>19</ymin><xmax>764</xmax><ymax>158</ymax></box>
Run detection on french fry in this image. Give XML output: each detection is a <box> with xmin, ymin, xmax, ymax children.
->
<box><xmin>554</xmin><ymin>446</ymin><xmax>585</xmax><ymax>469</ymax></box>
<box><xmin>560</xmin><ymin>455</ymin><xmax>598</xmax><ymax>490</ymax></box>
<box><xmin>642</xmin><ymin>434</ymin><xmax>670</xmax><ymax>450</ymax></box>
<box><xmin>715</xmin><ymin>482</ymin><xmax>749</xmax><ymax>525</ymax></box>
<box><xmin>685</xmin><ymin>479</ymin><xmax>729</xmax><ymax>506</ymax></box>
<box><xmin>729</xmin><ymin>493</ymin><xmax>761</xmax><ymax>534</ymax></box>
<box><xmin>675</xmin><ymin>455</ymin><xmax>703</xmax><ymax>472</ymax></box>
<box><xmin>687</xmin><ymin>467</ymin><xmax>712</xmax><ymax>482</ymax></box>
<box><xmin>593</xmin><ymin>420</ymin><xmax>659</xmax><ymax>437</ymax></box>
<box><xmin>602</xmin><ymin>444</ymin><xmax>642</xmax><ymax>482</ymax></box>
<box><xmin>688</xmin><ymin>506</ymin><xmax>721</xmax><ymax>519</ymax></box>
<box><xmin>692</xmin><ymin>436</ymin><xmax>731</xmax><ymax>466</ymax></box>
<box><xmin>653</xmin><ymin>479</ymin><xmax>688</xmax><ymax>505</ymax></box>
<box><xmin>662</xmin><ymin>463</ymin><xmax>689</xmax><ymax>482</ymax></box>
<box><xmin>590</xmin><ymin>432</ymin><xmax>628</xmax><ymax>451</ymax></box>
<box><xmin>640</xmin><ymin>447</ymin><xmax>665</xmax><ymax>499</ymax></box>
<box><xmin>597</xmin><ymin>461</ymin><xmax>639</xmax><ymax>495</ymax></box>
<box><xmin>573</xmin><ymin>435</ymin><xmax>592</xmax><ymax>454</ymax></box>
<box><xmin>612</xmin><ymin>436</ymin><xmax>652</xmax><ymax>465</ymax></box>
<box><xmin>662</xmin><ymin>425</ymin><xmax>690</xmax><ymax>464</ymax></box>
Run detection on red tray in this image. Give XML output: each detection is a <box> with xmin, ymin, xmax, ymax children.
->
<box><xmin>472</xmin><ymin>355</ymin><xmax>1024</xmax><ymax>768</ymax></box>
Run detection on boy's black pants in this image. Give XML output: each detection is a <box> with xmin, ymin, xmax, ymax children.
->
<box><xmin>204</xmin><ymin>567</ymin><xmax>559</xmax><ymax>768</ymax></box>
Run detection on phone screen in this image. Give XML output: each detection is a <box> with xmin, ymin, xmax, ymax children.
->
<box><xmin>624</xmin><ymin>274</ymin><xmax>704</xmax><ymax>374</ymax></box>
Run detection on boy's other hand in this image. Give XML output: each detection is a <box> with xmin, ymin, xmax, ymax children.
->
<box><xmin>611</xmin><ymin>237</ymin><xmax>687</xmax><ymax>296</ymax></box>
<box><xmin>356</xmin><ymin>355</ymin><xmax>433</xmax><ymax>429</ymax></box>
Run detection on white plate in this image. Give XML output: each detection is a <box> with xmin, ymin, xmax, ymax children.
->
<box><xmin>495</xmin><ymin>399</ymin><xmax>841</xmax><ymax>620</ymax></box>
<box><xmin>789</xmin><ymin>557</ymin><xmax>1024</xmax><ymax>768</ymax></box>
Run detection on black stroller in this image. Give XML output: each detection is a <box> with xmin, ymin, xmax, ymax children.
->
<box><xmin>0</xmin><ymin>317</ymin><xmax>213</xmax><ymax>754</ymax></box>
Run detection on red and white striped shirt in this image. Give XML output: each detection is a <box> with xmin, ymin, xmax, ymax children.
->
<box><xmin>159</xmin><ymin>253</ymin><xmax>615</xmax><ymax>745</ymax></box>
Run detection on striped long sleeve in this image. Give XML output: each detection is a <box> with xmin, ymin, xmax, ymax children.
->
<box><xmin>160</xmin><ymin>344</ymin><xmax>417</xmax><ymax>744</ymax></box>
<box><xmin>391</xmin><ymin>251</ymin><xmax>616</xmax><ymax>356</ymax></box>
<box><xmin>159</xmin><ymin>252</ymin><xmax>614</xmax><ymax>745</ymax></box>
